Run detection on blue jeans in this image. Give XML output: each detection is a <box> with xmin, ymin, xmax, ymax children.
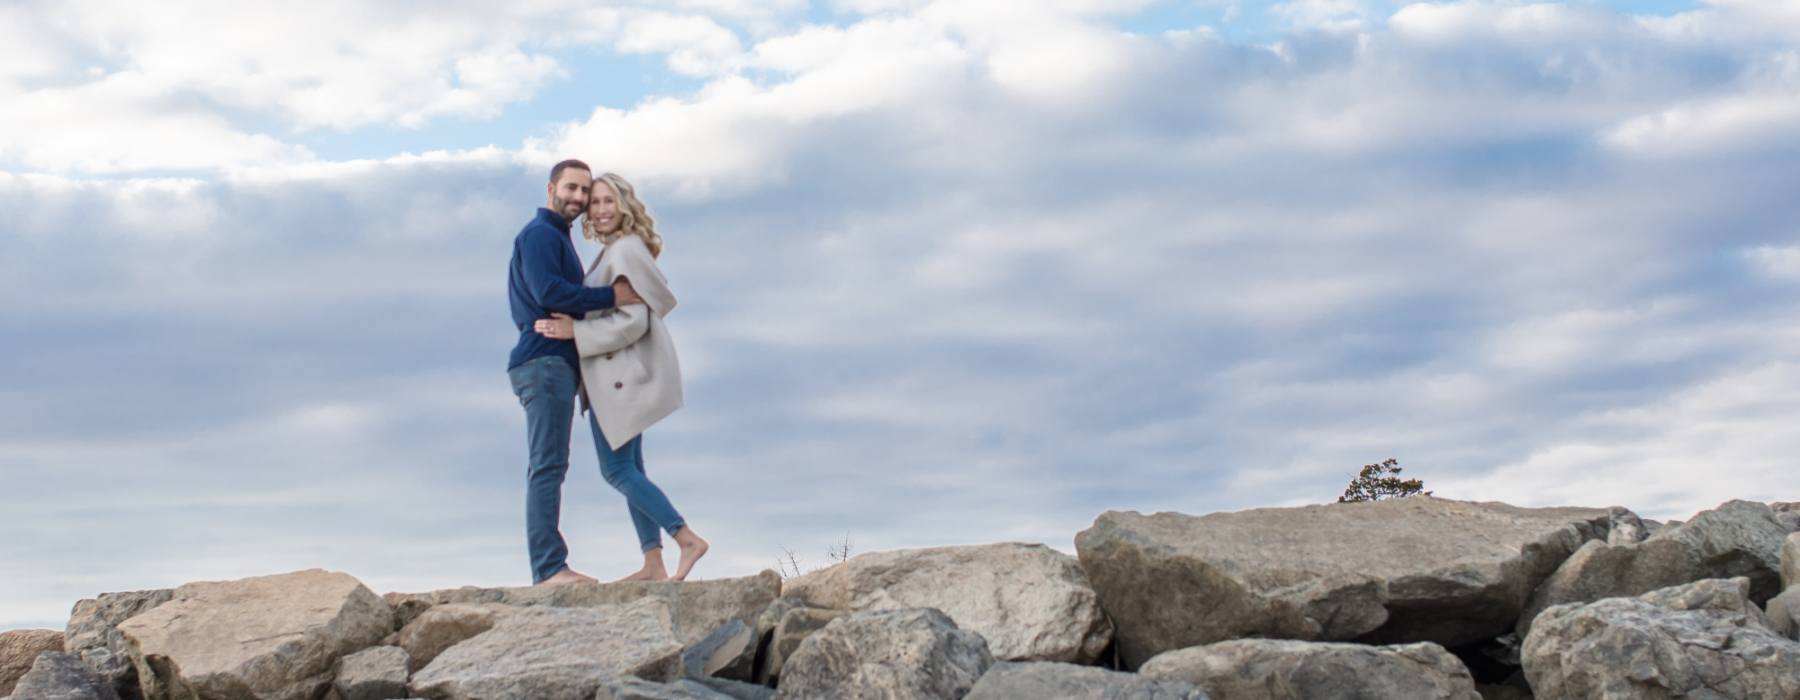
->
<box><xmin>508</xmin><ymin>356</ymin><xmax>579</xmax><ymax>584</ymax></box>
<box><xmin>587</xmin><ymin>411</ymin><xmax>686</xmax><ymax>552</ymax></box>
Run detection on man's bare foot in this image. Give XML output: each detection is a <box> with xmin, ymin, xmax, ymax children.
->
<box><xmin>538</xmin><ymin>567</ymin><xmax>598</xmax><ymax>587</ymax></box>
<box><xmin>673</xmin><ymin>529</ymin><xmax>709</xmax><ymax>581</ymax></box>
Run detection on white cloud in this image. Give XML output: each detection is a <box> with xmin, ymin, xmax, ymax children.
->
<box><xmin>1746</xmin><ymin>245</ymin><xmax>1800</xmax><ymax>281</ymax></box>
<box><xmin>1435</xmin><ymin>360</ymin><xmax>1800</xmax><ymax>519</ymax></box>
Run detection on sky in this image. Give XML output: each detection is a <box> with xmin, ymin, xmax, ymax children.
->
<box><xmin>3</xmin><ymin>0</ymin><xmax>1798</xmax><ymax>631</ymax></box>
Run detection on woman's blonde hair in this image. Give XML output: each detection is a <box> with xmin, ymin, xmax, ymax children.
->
<box><xmin>582</xmin><ymin>172</ymin><xmax>663</xmax><ymax>258</ymax></box>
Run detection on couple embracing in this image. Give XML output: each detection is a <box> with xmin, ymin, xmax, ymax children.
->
<box><xmin>505</xmin><ymin>159</ymin><xmax>707</xmax><ymax>586</ymax></box>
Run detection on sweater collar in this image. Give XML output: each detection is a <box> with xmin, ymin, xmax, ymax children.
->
<box><xmin>536</xmin><ymin>207</ymin><xmax>573</xmax><ymax>232</ymax></box>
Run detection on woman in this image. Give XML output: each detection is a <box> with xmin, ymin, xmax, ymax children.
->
<box><xmin>534</xmin><ymin>172</ymin><xmax>708</xmax><ymax>581</ymax></box>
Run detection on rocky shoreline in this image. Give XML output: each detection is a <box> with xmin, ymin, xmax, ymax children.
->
<box><xmin>4</xmin><ymin>496</ymin><xmax>1798</xmax><ymax>699</ymax></box>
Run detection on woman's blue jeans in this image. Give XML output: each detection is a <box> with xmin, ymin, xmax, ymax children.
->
<box><xmin>587</xmin><ymin>411</ymin><xmax>686</xmax><ymax>553</ymax></box>
<box><xmin>508</xmin><ymin>356</ymin><xmax>580</xmax><ymax>584</ymax></box>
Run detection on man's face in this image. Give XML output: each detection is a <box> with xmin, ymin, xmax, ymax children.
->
<box><xmin>548</xmin><ymin>168</ymin><xmax>593</xmax><ymax>220</ymax></box>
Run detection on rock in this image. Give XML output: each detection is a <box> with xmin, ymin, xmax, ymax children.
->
<box><xmin>755</xmin><ymin>607</ymin><xmax>844</xmax><ymax>686</ymax></box>
<box><xmin>1767</xmin><ymin>586</ymin><xmax>1800</xmax><ymax>641</ymax></box>
<box><xmin>1076</xmin><ymin>497</ymin><xmax>1609</xmax><ymax>667</ymax></box>
<box><xmin>8</xmin><ymin>651</ymin><xmax>120</xmax><ymax>700</ymax></box>
<box><xmin>1783</xmin><ymin>532</ymin><xmax>1799</xmax><ymax>591</ymax></box>
<box><xmin>595</xmin><ymin>676</ymin><xmax>737</xmax><ymax>699</ymax></box>
<box><xmin>1518</xmin><ymin>499</ymin><xmax>1792</xmax><ymax>638</ymax></box>
<box><xmin>966</xmin><ymin>661</ymin><xmax>1210</xmax><ymax>699</ymax></box>
<box><xmin>408</xmin><ymin>598</ymin><xmax>682</xmax><ymax>700</ymax></box>
<box><xmin>779</xmin><ymin>543</ymin><xmax>1110</xmax><ymax>664</ymax></box>
<box><xmin>63</xmin><ymin>589</ymin><xmax>173</xmax><ymax>700</ymax></box>
<box><xmin>776</xmin><ymin>608</ymin><xmax>994</xmax><ymax>700</ymax></box>
<box><xmin>681</xmin><ymin>619</ymin><xmax>755</xmax><ymax>681</ymax></box>
<box><xmin>1139</xmin><ymin>639</ymin><xmax>1481</xmax><ymax>700</ymax></box>
<box><xmin>751</xmin><ymin>597</ymin><xmax>812</xmax><ymax>645</ymax></box>
<box><xmin>690</xmin><ymin>677</ymin><xmax>774</xmax><ymax>700</ymax></box>
<box><xmin>1522</xmin><ymin>577</ymin><xmax>1800</xmax><ymax>699</ymax></box>
<box><xmin>1774</xmin><ymin>502</ymin><xmax>1800</xmax><ymax>533</ymax></box>
<box><xmin>386</xmin><ymin>570</ymin><xmax>779</xmax><ymax>647</ymax></box>
<box><xmin>1606</xmin><ymin>507</ymin><xmax>1648</xmax><ymax>545</ymax></box>
<box><xmin>332</xmin><ymin>646</ymin><xmax>408</xmax><ymax>700</ymax></box>
<box><xmin>1</xmin><ymin>630</ymin><xmax>64</xmax><ymax>696</ymax></box>
<box><xmin>116</xmin><ymin>569</ymin><xmax>392</xmax><ymax>700</ymax></box>
<box><xmin>396</xmin><ymin>603</ymin><xmax>501</xmax><ymax>672</ymax></box>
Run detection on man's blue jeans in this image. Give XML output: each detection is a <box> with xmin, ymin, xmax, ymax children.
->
<box><xmin>587</xmin><ymin>411</ymin><xmax>686</xmax><ymax>553</ymax></box>
<box><xmin>508</xmin><ymin>356</ymin><xmax>579</xmax><ymax>584</ymax></box>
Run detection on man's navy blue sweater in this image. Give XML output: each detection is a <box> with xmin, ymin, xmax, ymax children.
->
<box><xmin>508</xmin><ymin>207</ymin><xmax>616</xmax><ymax>371</ymax></box>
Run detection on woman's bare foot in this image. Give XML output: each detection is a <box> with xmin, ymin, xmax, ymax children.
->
<box><xmin>673</xmin><ymin>528</ymin><xmax>708</xmax><ymax>581</ymax></box>
<box><xmin>615</xmin><ymin>548</ymin><xmax>671</xmax><ymax>582</ymax></box>
<box><xmin>538</xmin><ymin>567</ymin><xmax>598</xmax><ymax>587</ymax></box>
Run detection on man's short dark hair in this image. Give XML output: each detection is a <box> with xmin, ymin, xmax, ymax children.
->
<box><xmin>549</xmin><ymin>159</ymin><xmax>591</xmax><ymax>184</ymax></box>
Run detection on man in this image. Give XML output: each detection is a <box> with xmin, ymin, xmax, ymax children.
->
<box><xmin>506</xmin><ymin>159</ymin><xmax>642</xmax><ymax>586</ymax></box>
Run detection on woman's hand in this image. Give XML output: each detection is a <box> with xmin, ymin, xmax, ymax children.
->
<box><xmin>534</xmin><ymin>313</ymin><xmax>575</xmax><ymax>339</ymax></box>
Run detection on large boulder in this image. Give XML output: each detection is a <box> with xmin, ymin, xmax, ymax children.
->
<box><xmin>1</xmin><ymin>629</ymin><xmax>64</xmax><ymax>696</ymax></box>
<box><xmin>115</xmin><ymin>569</ymin><xmax>392</xmax><ymax>700</ymax></box>
<box><xmin>408</xmin><ymin>598</ymin><xmax>683</xmax><ymax>700</ymax></box>
<box><xmin>775</xmin><ymin>608</ymin><xmax>994</xmax><ymax>700</ymax></box>
<box><xmin>8</xmin><ymin>651</ymin><xmax>119</xmax><ymax>700</ymax></box>
<box><xmin>1517</xmin><ymin>499</ymin><xmax>1792</xmax><ymax>638</ymax></box>
<box><xmin>779</xmin><ymin>543</ymin><xmax>1110</xmax><ymax>663</ymax></box>
<box><xmin>1075</xmin><ymin>497</ymin><xmax>1609</xmax><ymax>667</ymax></box>
<box><xmin>1522</xmin><ymin>577</ymin><xmax>1800</xmax><ymax>699</ymax></box>
<box><xmin>63</xmin><ymin>588</ymin><xmax>174</xmax><ymax>700</ymax></box>
<box><xmin>1139</xmin><ymin>639</ymin><xmax>1480</xmax><ymax>700</ymax></box>
<box><xmin>967</xmin><ymin>661</ymin><xmax>1210</xmax><ymax>699</ymax></box>
<box><xmin>386</xmin><ymin>570</ymin><xmax>780</xmax><ymax>647</ymax></box>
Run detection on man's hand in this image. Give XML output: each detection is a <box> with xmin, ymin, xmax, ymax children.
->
<box><xmin>534</xmin><ymin>313</ymin><xmax>576</xmax><ymax>340</ymax></box>
<box><xmin>613</xmin><ymin>277</ymin><xmax>644</xmax><ymax>306</ymax></box>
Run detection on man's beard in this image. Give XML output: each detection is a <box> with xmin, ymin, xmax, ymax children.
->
<box><xmin>552</xmin><ymin>195</ymin><xmax>584</xmax><ymax>218</ymax></box>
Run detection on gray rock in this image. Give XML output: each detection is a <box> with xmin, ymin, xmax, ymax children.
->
<box><xmin>116</xmin><ymin>569</ymin><xmax>392</xmax><ymax>700</ymax></box>
<box><xmin>396</xmin><ymin>603</ymin><xmax>502</xmax><ymax>672</ymax></box>
<box><xmin>1774</xmin><ymin>502</ymin><xmax>1800</xmax><ymax>534</ymax></box>
<box><xmin>967</xmin><ymin>661</ymin><xmax>1210</xmax><ymax>699</ymax></box>
<box><xmin>332</xmin><ymin>646</ymin><xmax>408</xmax><ymax>700</ymax></box>
<box><xmin>1</xmin><ymin>630</ymin><xmax>64</xmax><ymax>697</ymax></box>
<box><xmin>1075</xmin><ymin>497</ymin><xmax>1609</xmax><ymax>667</ymax></box>
<box><xmin>690</xmin><ymin>677</ymin><xmax>774</xmax><ymax>700</ymax></box>
<box><xmin>596</xmin><ymin>676</ymin><xmax>737</xmax><ymax>699</ymax></box>
<box><xmin>1522</xmin><ymin>577</ymin><xmax>1800</xmax><ymax>699</ymax></box>
<box><xmin>1518</xmin><ymin>499</ymin><xmax>1792</xmax><ymax>639</ymax></box>
<box><xmin>1767</xmin><ymin>586</ymin><xmax>1800</xmax><ymax>641</ymax></box>
<box><xmin>408</xmin><ymin>598</ymin><xmax>682</xmax><ymax>700</ymax></box>
<box><xmin>1140</xmin><ymin>639</ymin><xmax>1481</xmax><ymax>700</ymax></box>
<box><xmin>8</xmin><ymin>652</ymin><xmax>119</xmax><ymax>700</ymax></box>
<box><xmin>385</xmin><ymin>570</ymin><xmax>780</xmax><ymax>649</ymax></box>
<box><xmin>775</xmin><ymin>608</ymin><xmax>994</xmax><ymax>700</ymax></box>
<box><xmin>1606</xmin><ymin>507</ymin><xmax>1649</xmax><ymax>545</ymax></box>
<box><xmin>63</xmin><ymin>589</ymin><xmax>173</xmax><ymax>700</ymax></box>
<box><xmin>681</xmin><ymin>619</ymin><xmax>755</xmax><ymax>681</ymax></box>
<box><xmin>780</xmin><ymin>543</ymin><xmax>1111</xmax><ymax>663</ymax></box>
<box><xmin>1783</xmin><ymin>532</ymin><xmax>1799</xmax><ymax>591</ymax></box>
<box><xmin>756</xmin><ymin>607</ymin><xmax>844</xmax><ymax>686</ymax></box>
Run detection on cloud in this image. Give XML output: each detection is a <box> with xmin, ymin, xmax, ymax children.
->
<box><xmin>8</xmin><ymin>0</ymin><xmax>1800</xmax><ymax>630</ymax></box>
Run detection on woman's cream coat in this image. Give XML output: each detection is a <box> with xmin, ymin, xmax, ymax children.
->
<box><xmin>573</xmin><ymin>234</ymin><xmax>683</xmax><ymax>450</ymax></box>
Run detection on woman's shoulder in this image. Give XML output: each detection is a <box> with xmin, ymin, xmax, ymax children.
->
<box><xmin>603</xmin><ymin>234</ymin><xmax>656</xmax><ymax>264</ymax></box>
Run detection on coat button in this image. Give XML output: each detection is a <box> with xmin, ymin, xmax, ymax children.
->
<box><xmin>604</xmin><ymin>353</ymin><xmax>614</xmax><ymax>360</ymax></box>
<box><xmin>614</xmin><ymin>382</ymin><xmax>624</xmax><ymax>389</ymax></box>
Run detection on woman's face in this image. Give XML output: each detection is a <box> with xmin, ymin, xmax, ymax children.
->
<box><xmin>588</xmin><ymin>182</ymin><xmax>621</xmax><ymax>235</ymax></box>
